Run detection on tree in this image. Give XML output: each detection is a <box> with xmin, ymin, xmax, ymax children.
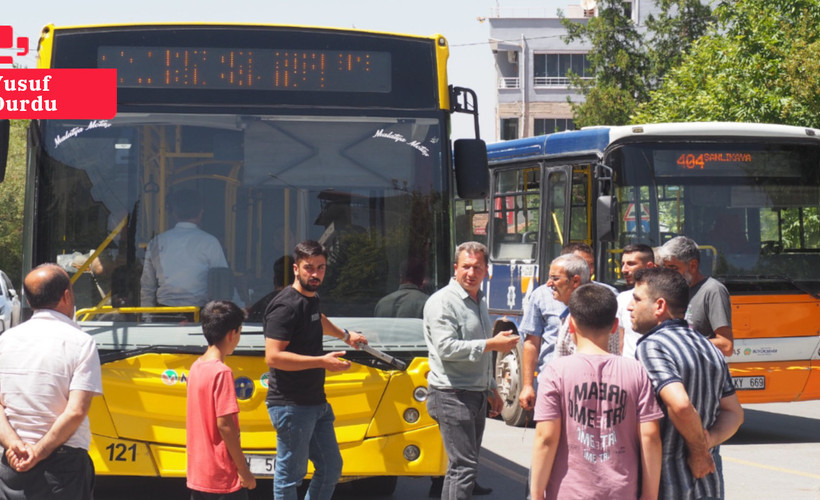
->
<box><xmin>561</xmin><ymin>0</ymin><xmax>711</xmax><ymax>127</ymax></box>
<box><xmin>643</xmin><ymin>0</ymin><xmax>713</xmax><ymax>85</ymax></box>
<box><xmin>561</xmin><ymin>0</ymin><xmax>647</xmax><ymax>126</ymax></box>
<box><xmin>0</xmin><ymin>120</ymin><xmax>27</xmax><ymax>287</ymax></box>
<box><xmin>633</xmin><ymin>0</ymin><xmax>820</xmax><ymax>127</ymax></box>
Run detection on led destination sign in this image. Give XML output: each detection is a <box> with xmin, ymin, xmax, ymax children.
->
<box><xmin>98</xmin><ymin>46</ymin><xmax>391</xmax><ymax>92</ymax></box>
<box><xmin>675</xmin><ymin>152</ymin><xmax>752</xmax><ymax>170</ymax></box>
<box><xmin>653</xmin><ymin>149</ymin><xmax>805</xmax><ymax>178</ymax></box>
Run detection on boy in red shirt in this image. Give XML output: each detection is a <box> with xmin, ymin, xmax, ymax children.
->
<box><xmin>187</xmin><ymin>301</ymin><xmax>256</xmax><ymax>499</ymax></box>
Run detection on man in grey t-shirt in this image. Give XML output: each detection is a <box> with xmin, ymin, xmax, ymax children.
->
<box><xmin>658</xmin><ymin>236</ymin><xmax>733</xmax><ymax>357</ymax></box>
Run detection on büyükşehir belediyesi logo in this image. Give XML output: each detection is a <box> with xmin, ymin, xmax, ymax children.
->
<box><xmin>0</xmin><ymin>25</ymin><xmax>116</xmax><ymax>119</ymax></box>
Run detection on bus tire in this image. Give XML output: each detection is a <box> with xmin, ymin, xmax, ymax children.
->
<box><xmin>494</xmin><ymin>342</ymin><xmax>532</xmax><ymax>427</ymax></box>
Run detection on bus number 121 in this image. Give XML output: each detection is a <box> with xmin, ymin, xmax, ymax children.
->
<box><xmin>106</xmin><ymin>442</ymin><xmax>137</xmax><ymax>462</ymax></box>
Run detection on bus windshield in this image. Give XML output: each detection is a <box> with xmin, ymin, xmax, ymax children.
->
<box><xmin>605</xmin><ymin>141</ymin><xmax>820</xmax><ymax>290</ymax></box>
<box><xmin>36</xmin><ymin>112</ymin><xmax>447</xmax><ymax>322</ymax></box>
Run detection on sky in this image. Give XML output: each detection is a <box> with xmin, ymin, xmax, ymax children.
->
<box><xmin>3</xmin><ymin>0</ymin><xmax>567</xmax><ymax>140</ymax></box>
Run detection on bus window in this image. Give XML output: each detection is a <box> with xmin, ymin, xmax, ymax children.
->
<box><xmin>490</xmin><ymin>165</ymin><xmax>540</xmax><ymax>261</ymax></box>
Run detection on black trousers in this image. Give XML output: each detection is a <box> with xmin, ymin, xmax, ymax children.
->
<box><xmin>0</xmin><ymin>445</ymin><xmax>95</xmax><ymax>500</ymax></box>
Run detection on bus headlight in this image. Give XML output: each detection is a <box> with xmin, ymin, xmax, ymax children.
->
<box><xmin>403</xmin><ymin>408</ymin><xmax>420</xmax><ymax>424</ymax></box>
<box><xmin>403</xmin><ymin>445</ymin><xmax>421</xmax><ymax>461</ymax></box>
<box><xmin>413</xmin><ymin>386</ymin><xmax>428</xmax><ymax>402</ymax></box>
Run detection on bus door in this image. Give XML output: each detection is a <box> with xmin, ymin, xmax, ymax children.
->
<box><xmin>540</xmin><ymin>159</ymin><xmax>598</xmax><ymax>281</ymax></box>
<box><xmin>486</xmin><ymin>161</ymin><xmax>586</xmax><ymax>316</ymax></box>
<box><xmin>487</xmin><ymin>158</ymin><xmax>593</xmax><ymax>427</ymax></box>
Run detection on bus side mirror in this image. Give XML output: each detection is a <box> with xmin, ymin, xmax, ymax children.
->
<box><xmin>454</xmin><ymin>138</ymin><xmax>488</xmax><ymax>199</ymax></box>
<box><xmin>0</xmin><ymin>120</ymin><xmax>9</xmax><ymax>182</ymax></box>
<box><xmin>596</xmin><ymin>195</ymin><xmax>617</xmax><ymax>242</ymax></box>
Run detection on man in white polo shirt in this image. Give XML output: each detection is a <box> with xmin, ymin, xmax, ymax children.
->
<box><xmin>0</xmin><ymin>264</ymin><xmax>103</xmax><ymax>499</ymax></box>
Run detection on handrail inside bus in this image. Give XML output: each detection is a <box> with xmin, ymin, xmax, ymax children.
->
<box><xmin>69</xmin><ymin>214</ymin><xmax>129</xmax><ymax>285</ymax></box>
<box><xmin>551</xmin><ymin>211</ymin><xmax>564</xmax><ymax>246</ymax></box>
<box><xmin>75</xmin><ymin>306</ymin><xmax>200</xmax><ymax>322</ymax></box>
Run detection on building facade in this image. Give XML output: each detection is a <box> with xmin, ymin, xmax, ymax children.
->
<box><xmin>488</xmin><ymin>1</ymin><xmax>658</xmax><ymax>141</ymax></box>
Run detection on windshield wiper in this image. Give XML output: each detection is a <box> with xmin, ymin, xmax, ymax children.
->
<box><xmin>99</xmin><ymin>343</ymin><xmax>418</xmax><ymax>371</ymax></box>
<box><xmin>99</xmin><ymin>345</ymin><xmax>206</xmax><ymax>364</ymax></box>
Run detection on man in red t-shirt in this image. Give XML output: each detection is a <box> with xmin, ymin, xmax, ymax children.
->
<box><xmin>187</xmin><ymin>301</ymin><xmax>256</xmax><ymax>499</ymax></box>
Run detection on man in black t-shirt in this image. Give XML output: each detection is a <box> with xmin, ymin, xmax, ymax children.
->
<box><xmin>264</xmin><ymin>240</ymin><xmax>367</xmax><ymax>500</ymax></box>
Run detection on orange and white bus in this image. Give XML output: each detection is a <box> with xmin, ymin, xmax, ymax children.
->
<box><xmin>479</xmin><ymin>123</ymin><xmax>820</xmax><ymax>426</ymax></box>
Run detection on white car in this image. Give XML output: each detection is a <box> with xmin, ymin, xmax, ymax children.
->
<box><xmin>0</xmin><ymin>270</ymin><xmax>21</xmax><ymax>333</ymax></box>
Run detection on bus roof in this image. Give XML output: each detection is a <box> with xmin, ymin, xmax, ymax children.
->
<box><xmin>606</xmin><ymin>122</ymin><xmax>820</xmax><ymax>143</ymax></box>
<box><xmin>40</xmin><ymin>23</ymin><xmax>442</xmax><ymax>43</ymax></box>
<box><xmin>487</xmin><ymin>122</ymin><xmax>820</xmax><ymax>164</ymax></box>
<box><xmin>487</xmin><ymin>128</ymin><xmax>610</xmax><ymax>162</ymax></box>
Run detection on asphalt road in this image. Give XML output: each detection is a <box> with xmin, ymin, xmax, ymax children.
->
<box><xmin>95</xmin><ymin>400</ymin><xmax>820</xmax><ymax>499</ymax></box>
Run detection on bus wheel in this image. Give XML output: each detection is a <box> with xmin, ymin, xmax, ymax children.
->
<box><xmin>348</xmin><ymin>476</ymin><xmax>398</xmax><ymax>496</ymax></box>
<box><xmin>495</xmin><ymin>342</ymin><xmax>531</xmax><ymax>427</ymax></box>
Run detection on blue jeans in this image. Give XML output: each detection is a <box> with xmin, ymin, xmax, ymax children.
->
<box><xmin>267</xmin><ymin>402</ymin><xmax>343</xmax><ymax>500</ymax></box>
<box><xmin>426</xmin><ymin>387</ymin><xmax>487</xmax><ymax>500</ymax></box>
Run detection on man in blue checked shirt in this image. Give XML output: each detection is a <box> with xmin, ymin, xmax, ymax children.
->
<box><xmin>516</xmin><ymin>279</ymin><xmax>565</xmax><ymax>412</ymax></box>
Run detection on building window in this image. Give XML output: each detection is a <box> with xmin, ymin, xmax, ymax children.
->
<box><xmin>501</xmin><ymin>118</ymin><xmax>519</xmax><ymax>140</ymax></box>
<box><xmin>533</xmin><ymin>53</ymin><xmax>591</xmax><ymax>87</ymax></box>
<box><xmin>534</xmin><ymin>118</ymin><xmax>575</xmax><ymax>135</ymax></box>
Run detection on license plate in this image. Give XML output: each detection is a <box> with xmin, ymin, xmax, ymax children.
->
<box><xmin>246</xmin><ymin>454</ymin><xmax>276</xmax><ymax>476</ymax></box>
<box><xmin>733</xmin><ymin>376</ymin><xmax>765</xmax><ymax>390</ymax></box>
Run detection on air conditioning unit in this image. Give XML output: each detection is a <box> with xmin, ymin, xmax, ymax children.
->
<box><xmin>507</xmin><ymin>51</ymin><xmax>519</xmax><ymax>64</ymax></box>
<box><xmin>581</xmin><ymin>0</ymin><xmax>597</xmax><ymax>17</ymax></box>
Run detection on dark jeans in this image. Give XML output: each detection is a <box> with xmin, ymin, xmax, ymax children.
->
<box><xmin>0</xmin><ymin>445</ymin><xmax>95</xmax><ymax>500</ymax></box>
<box><xmin>426</xmin><ymin>387</ymin><xmax>487</xmax><ymax>500</ymax></box>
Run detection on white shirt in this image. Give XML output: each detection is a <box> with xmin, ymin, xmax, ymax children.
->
<box><xmin>140</xmin><ymin>222</ymin><xmax>229</xmax><ymax>307</ymax></box>
<box><xmin>617</xmin><ymin>289</ymin><xmax>641</xmax><ymax>359</ymax></box>
<box><xmin>0</xmin><ymin>310</ymin><xmax>102</xmax><ymax>449</ymax></box>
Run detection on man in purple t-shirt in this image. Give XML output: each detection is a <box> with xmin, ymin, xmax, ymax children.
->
<box><xmin>531</xmin><ymin>284</ymin><xmax>663</xmax><ymax>500</ymax></box>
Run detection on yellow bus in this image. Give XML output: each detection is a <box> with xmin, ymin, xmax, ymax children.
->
<box><xmin>0</xmin><ymin>23</ymin><xmax>488</xmax><ymax>493</ymax></box>
<box><xmin>481</xmin><ymin>123</ymin><xmax>820</xmax><ymax>426</ymax></box>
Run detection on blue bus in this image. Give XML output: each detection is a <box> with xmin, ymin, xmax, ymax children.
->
<box><xmin>480</xmin><ymin>123</ymin><xmax>820</xmax><ymax>426</ymax></box>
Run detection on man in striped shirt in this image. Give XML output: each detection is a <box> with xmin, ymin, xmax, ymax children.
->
<box><xmin>629</xmin><ymin>268</ymin><xmax>743</xmax><ymax>500</ymax></box>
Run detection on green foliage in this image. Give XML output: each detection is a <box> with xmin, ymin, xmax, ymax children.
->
<box><xmin>562</xmin><ymin>0</ymin><xmax>647</xmax><ymax>126</ymax></box>
<box><xmin>561</xmin><ymin>0</ymin><xmax>710</xmax><ymax>126</ymax></box>
<box><xmin>568</xmin><ymin>83</ymin><xmax>637</xmax><ymax>129</ymax></box>
<box><xmin>643</xmin><ymin>0</ymin><xmax>713</xmax><ymax>84</ymax></box>
<box><xmin>0</xmin><ymin>120</ymin><xmax>27</xmax><ymax>287</ymax></box>
<box><xmin>634</xmin><ymin>0</ymin><xmax>820</xmax><ymax>126</ymax></box>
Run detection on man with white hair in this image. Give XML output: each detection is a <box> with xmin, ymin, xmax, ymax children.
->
<box><xmin>658</xmin><ymin>236</ymin><xmax>733</xmax><ymax>356</ymax></box>
<box><xmin>548</xmin><ymin>254</ymin><xmax>619</xmax><ymax>357</ymax></box>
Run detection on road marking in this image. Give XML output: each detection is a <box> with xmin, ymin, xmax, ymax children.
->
<box><xmin>724</xmin><ymin>456</ymin><xmax>820</xmax><ymax>480</ymax></box>
<box><xmin>483</xmin><ymin>455</ymin><xmax>529</xmax><ymax>483</ymax></box>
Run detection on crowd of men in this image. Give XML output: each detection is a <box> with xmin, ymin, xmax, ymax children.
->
<box><xmin>521</xmin><ymin>236</ymin><xmax>742</xmax><ymax>500</ymax></box>
<box><xmin>422</xmin><ymin>236</ymin><xmax>742</xmax><ymax>500</ymax></box>
<box><xmin>0</xmin><ymin>235</ymin><xmax>743</xmax><ymax>500</ymax></box>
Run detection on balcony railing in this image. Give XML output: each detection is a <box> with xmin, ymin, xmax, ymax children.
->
<box><xmin>499</xmin><ymin>77</ymin><xmax>520</xmax><ymax>89</ymax></box>
<box><xmin>534</xmin><ymin>76</ymin><xmax>593</xmax><ymax>88</ymax></box>
<box><xmin>498</xmin><ymin>76</ymin><xmax>593</xmax><ymax>89</ymax></box>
